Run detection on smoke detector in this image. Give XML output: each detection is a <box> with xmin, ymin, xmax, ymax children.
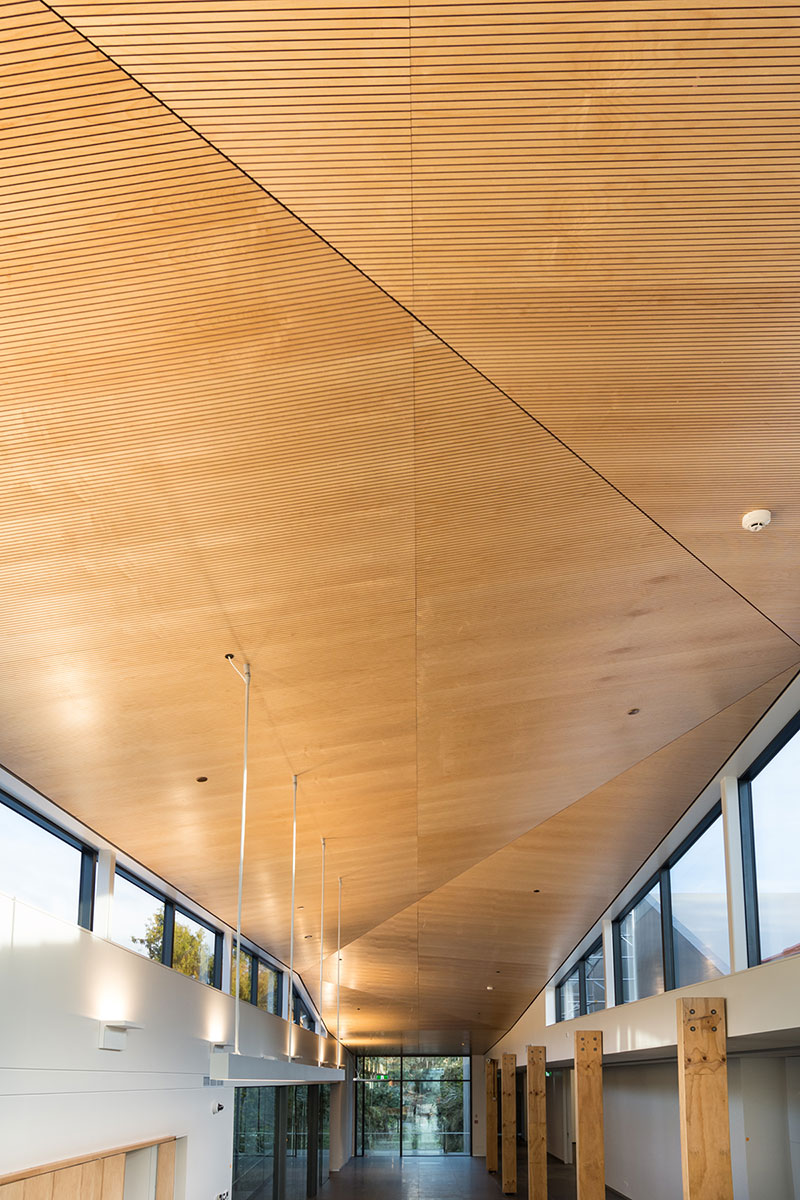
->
<box><xmin>742</xmin><ymin>509</ymin><xmax>771</xmax><ymax>533</ymax></box>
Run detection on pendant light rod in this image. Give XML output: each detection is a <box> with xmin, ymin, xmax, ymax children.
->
<box><xmin>225</xmin><ymin>653</ymin><xmax>251</xmax><ymax>1058</ymax></box>
<box><xmin>319</xmin><ymin>837</ymin><xmax>326</xmax><ymax>1065</ymax></box>
<box><xmin>288</xmin><ymin>773</ymin><xmax>298</xmax><ymax>1060</ymax></box>
<box><xmin>336</xmin><ymin>875</ymin><xmax>342</xmax><ymax>1067</ymax></box>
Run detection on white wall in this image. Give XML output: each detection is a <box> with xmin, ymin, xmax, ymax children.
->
<box><xmin>490</xmin><ymin>956</ymin><xmax>800</xmax><ymax>1200</ymax></box>
<box><xmin>737</xmin><ymin>1058</ymin><xmax>795</xmax><ymax>1199</ymax></box>
<box><xmin>545</xmin><ymin>1069</ymin><xmax>573</xmax><ymax>1164</ymax></box>
<box><xmin>787</xmin><ymin>1058</ymin><xmax>800</xmax><ymax>1199</ymax></box>
<box><xmin>492</xmin><ymin>953</ymin><xmax>800</xmax><ymax>1066</ymax></box>
<box><xmin>603</xmin><ymin>1063</ymin><xmax>680</xmax><ymax>1200</ymax></box>
<box><xmin>330</xmin><ymin>1052</ymin><xmax>356</xmax><ymax>1171</ymax></box>
<box><xmin>0</xmin><ymin>892</ymin><xmax>349</xmax><ymax>1195</ymax></box>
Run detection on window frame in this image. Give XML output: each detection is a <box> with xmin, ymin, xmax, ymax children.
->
<box><xmin>293</xmin><ymin>986</ymin><xmax>316</xmax><ymax>1031</ymax></box>
<box><xmin>173</xmin><ymin>902</ymin><xmax>223</xmax><ymax>988</ymax></box>
<box><xmin>738</xmin><ymin>707</ymin><xmax>800</xmax><ymax>968</ymax></box>
<box><xmin>114</xmin><ymin>866</ymin><xmax>223</xmax><ymax>987</ymax></box>
<box><xmin>612</xmin><ymin>802</ymin><xmax>723</xmax><ymax>1004</ymax></box>
<box><xmin>0</xmin><ymin>791</ymin><xmax>96</xmax><ymax>930</ymax></box>
<box><xmin>555</xmin><ymin>938</ymin><xmax>603</xmax><ymax>1022</ymax></box>
<box><xmin>232</xmin><ymin>938</ymin><xmax>284</xmax><ymax>1014</ymax></box>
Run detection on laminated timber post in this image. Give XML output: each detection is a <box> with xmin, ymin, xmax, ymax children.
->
<box><xmin>526</xmin><ymin>1046</ymin><xmax>547</xmax><ymax>1199</ymax></box>
<box><xmin>677</xmin><ymin>998</ymin><xmax>734</xmax><ymax>1200</ymax></box>
<box><xmin>486</xmin><ymin>1058</ymin><xmax>499</xmax><ymax>1173</ymax></box>
<box><xmin>575</xmin><ymin>1031</ymin><xmax>605</xmax><ymax>1199</ymax></box>
<box><xmin>501</xmin><ymin>1053</ymin><xmax>517</xmax><ymax>1194</ymax></box>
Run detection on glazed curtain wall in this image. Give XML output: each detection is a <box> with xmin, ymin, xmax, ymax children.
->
<box><xmin>355</xmin><ymin>1057</ymin><xmax>470</xmax><ymax>1157</ymax></box>
<box><xmin>233</xmin><ymin>1085</ymin><xmax>331</xmax><ymax>1200</ymax></box>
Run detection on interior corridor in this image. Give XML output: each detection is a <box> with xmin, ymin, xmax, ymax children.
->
<box><xmin>325</xmin><ymin>1155</ymin><xmax>627</xmax><ymax>1199</ymax></box>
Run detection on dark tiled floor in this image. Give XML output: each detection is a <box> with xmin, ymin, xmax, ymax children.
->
<box><xmin>325</xmin><ymin>1154</ymin><xmax>625</xmax><ymax>1199</ymax></box>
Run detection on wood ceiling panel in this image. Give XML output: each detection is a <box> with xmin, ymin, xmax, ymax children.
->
<box><xmin>51</xmin><ymin>0</ymin><xmax>414</xmax><ymax>301</ymax></box>
<box><xmin>411</xmin><ymin>324</ymin><xmax>797</xmax><ymax>894</ymax></box>
<box><xmin>338</xmin><ymin>665</ymin><xmax>796</xmax><ymax>1052</ymax></box>
<box><xmin>49</xmin><ymin>1</ymin><xmax>800</xmax><ymax>641</ymax></box>
<box><xmin>4</xmin><ymin>0</ymin><xmax>799</xmax><ymax>1052</ymax></box>
<box><xmin>405</xmin><ymin>2</ymin><xmax>800</xmax><ymax>644</ymax></box>
<box><xmin>0</xmin><ymin>0</ymin><xmax>422</xmax><ymax>966</ymax></box>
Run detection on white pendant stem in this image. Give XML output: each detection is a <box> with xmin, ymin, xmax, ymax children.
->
<box><xmin>319</xmin><ymin>837</ymin><xmax>326</xmax><ymax>1065</ymax></box>
<box><xmin>227</xmin><ymin>657</ymin><xmax>251</xmax><ymax>1058</ymax></box>
<box><xmin>288</xmin><ymin>774</ymin><xmax>298</xmax><ymax>1060</ymax></box>
<box><xmin>336</xmin><ymin>875</ymin><xmax>342</xmax><ymax>1067</ymax></box>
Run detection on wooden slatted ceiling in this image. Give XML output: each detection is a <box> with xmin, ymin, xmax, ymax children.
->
<box><xmin>336</xmin><ymin>664</ymin><xmax>797</xmax><ymax>1052</ymax></box>
<box><xmin>1</xmin><ymin>0</ymin><xmax>799</xmax><ymax>1049</ymax></box>
<box><xmin>50</xmin><ymin>0</ymin><xmax>415</xmax><ymax>301</ymax></box>
<box><xmin>0</xmin><ymin>0</ymin><xmax>421</xmax><ymax>956</ymax></box>
<box><xmin>51</xmin><ymin>1</ymin><xmax>800</xmax><ymax>642</ymax></box>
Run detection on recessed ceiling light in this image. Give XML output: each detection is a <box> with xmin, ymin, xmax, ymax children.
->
<box><xmin>627</xmin><ymin>708</ymin><xmax>640</xmax><ymax>716</ymax></box>
<box><xmin>196</xmin><ymin>776</ymin><xmax>208</xmax><ymax>783</ymax></box>
<box><xmin>486</xmin><ymin>985</ymin><xmax>494</xmax><ymax>991</ymax></box>
<box><xmin>304</xmin><ymin>934</ymin><xmax>313</xmax><ymax>939</ymax></box>
<box><xmin>533</xmin><ymin>888</ymin><xmax>540</xmax><ymax>894</ymax></box>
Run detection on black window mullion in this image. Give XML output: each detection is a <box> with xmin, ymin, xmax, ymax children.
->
<box><xmin>213</xmin><ymin>930</ymin><xmax>223</xmax><ymax>990</ymax></box>
<box><xmin>0</xmin><ymin>791</ymin><xmax>84</xmax><ymax>851</ymax></box>
<box><xmin>399</xmin><ymin>1052</ymin><xmax>403</xmax><ymax>1159</ymax></box>
<box><xmin>578</xmin><ymin>959</ymin><xmax>587</xmax><ymax>1016</ymax></box>
<box><xmin>78</xmin><ymin>848</ymin><xmax>96</xmax><ymax>930</ymax></box>
<box><xmin>739</xmin><ymin>778</ymin><xmax>762</xmax><ymax>967</ymax></box>
<box><xmin>162</xmin><ymin>899</ymin><xmax>175</xmax><ymax>967</ymax></box>
<box><xmin>660</xmin><ymin>867</ymin><xmax>675</xmax><ymax>993</ymax></box>
<box><xmin>612</xmin><ymin>919</ymin><xmax>624</xmax><ymax>1004</ymax></box>
<box><xmin>555</xmin><ymin>983</ymin><xmax>563</xmax><ymax>1023</ymax></box>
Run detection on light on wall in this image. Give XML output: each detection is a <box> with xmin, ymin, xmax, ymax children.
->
<box><xmin>99</xmin><ymin>1019</ymin><xmax>143</xmax><ymax>1051</ymax></box>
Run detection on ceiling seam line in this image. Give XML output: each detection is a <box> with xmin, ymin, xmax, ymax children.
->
<box><xmin>35</xmin><ymin>0</ymin><xmax>800</xmax><ymax>652</ymax></box>
<box><xmin>484</xmin><ymin>658</ymin><xmax>800</xmax><ymax>1057</ymax></box>
<box><xmin>329</xmin><ymin>658</ymin><xmax>800</xmax><ymax>956</ymax></box>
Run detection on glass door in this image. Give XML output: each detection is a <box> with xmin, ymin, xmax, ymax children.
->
<box><xmin>232</xmin><ymin>1087</ymin><xmax>277</xmax><ymax>1200</ymax></box>
<box><xmin>285</xmin><ymin>1086</ymin><xmax>308</xmax><ymax>1200</ymax></box>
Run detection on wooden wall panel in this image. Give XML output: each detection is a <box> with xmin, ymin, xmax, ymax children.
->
<box><xmin>50</xmin><ymin>1170</ymin><xmax>81</xmax><ymax>1200</ymax></box>
<box><xmin>100</xmin><ymin>1157</ymin><xmax>125</xmax><ymax>1200</ymax></box>
<box><xmin>677</xmin><ymin>998</ymin><xmax>734</xmax><ymax>1200</ymax></box>
<box><xmin>21</xmin><ymin>1181</ymin><xmax>52</xmax><ymax>1200</ymax></box>
<box><xmin>78</xmin><ymin>1163</ymin><xmax>102</xmax><ymax>1200</ymax></box>
<box><xmin>155</xmin><ymin>1140</ymin><xmax>176</xmax><ymax>1200</ymax></box>
<box><xmin>501</xmin><ymin>1053</ymin><xmax>517</xmax><ymax>1194</ymax></box>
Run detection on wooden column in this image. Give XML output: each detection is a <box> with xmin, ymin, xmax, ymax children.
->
<box><xmin>526</xmin><ymin>1046</ymin><xmax>547</xmax><ymax>1200</ymax></box>
<box><xmin>501</xmin><ymin>1052</ymin><xmax>517</xmax><ymax>1194</ymax></box>
<box><xmin>575</xmin><ymin>1031</ymin><xmax>604</xmax><ymax>1200</ymax></box>
<box><xmin>486</xmin><ymin>1058</ymin><xmax>499</xmax><ymax>1173</ymax></box>
<box><xmin>677</xmin><ymin>998</ymin><xmax>734</xmax><ymax>1200</ymax></box>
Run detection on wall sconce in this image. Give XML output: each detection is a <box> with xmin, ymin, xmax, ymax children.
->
<box><xmin>99</xmin><ymin>1020</ymin><xmax>143</xmax><ymax>1051</ymax></box>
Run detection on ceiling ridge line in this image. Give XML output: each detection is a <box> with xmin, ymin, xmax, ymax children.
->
<box><xmin>35</xmin><ymin>0</ymin><xmax>800</xmax><ymax>654</ymax></box>
<box><xmin>484</xmin><ymin>657</ymin><xmax>800</xmax><ymax>1057</ymax></box>
<box><xmin>336</xmin><ymin>658</ymin><xmax>800</xmax><ymax>953</ymax></box>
